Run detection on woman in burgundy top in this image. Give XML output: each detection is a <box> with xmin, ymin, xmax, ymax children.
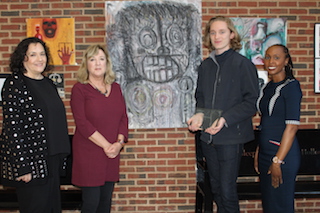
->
<box><xmin>70</xmin><ymin>45</ymin><xmax>128</xmax><ymax>213</ymax></box>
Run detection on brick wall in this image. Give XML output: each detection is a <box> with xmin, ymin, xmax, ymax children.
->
<box><xmin>1</xmin><ymin>0</ymin><xmax>320</xmax><ymax>212</ymax></box>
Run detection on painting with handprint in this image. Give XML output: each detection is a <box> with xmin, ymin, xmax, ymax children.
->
<box><xmin>26</xmin><ymin>18</ymin><xmax>76</xmax><ymax>65</ymax></box>
<box><xmin>105</xmin><ymin>0</ymin><xmax>202</xmax><ymax>128</ymax></box>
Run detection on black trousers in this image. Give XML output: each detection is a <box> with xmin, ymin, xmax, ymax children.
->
<box><xmin>81</xmin><ymin>182</ymin><xmax>115</xmax><ymax>213</ymax></box>
<box><xmin>201</xmin><ymin>143</ymin><xmax>243</xmax><ymax>213</ymax></box>
<box><xmin>16</xmin><ymin>155</ymin><xmax>63</xmax><ymax>213</ymax></box>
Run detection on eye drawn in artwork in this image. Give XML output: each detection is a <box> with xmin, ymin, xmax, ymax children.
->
<box><xmin>105</xmin><ymin>0</ymin><xmax>202</xmax><ymax>128</ymax></box>
<box><xmin>231</xmin><ymin>18</ymin><xmax>287</xmax><ymax>65</ymax></box>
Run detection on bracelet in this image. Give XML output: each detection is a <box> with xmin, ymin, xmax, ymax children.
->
<box><xmin>118</xmin><ymin>140</ymin><xmax>125</xmax><ymax>146</ymax></box>
<box><xmin>272</xmin><ymin>156</ymin><xmax>285</xmax><ymax>164</ymax></box>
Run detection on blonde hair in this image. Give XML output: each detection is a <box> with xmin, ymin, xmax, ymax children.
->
<box><xmin>203</xmin><ymin>16</ymin><xmax>242</xmax><ymax>52</ymax></box>
<box><xmin>77</xmin><ymin>45</ymin><xmax>115</xmax><ymax>84</ymax></box>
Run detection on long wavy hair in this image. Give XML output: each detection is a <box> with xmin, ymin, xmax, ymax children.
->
<box><xmin>77</xmin><ymin>45</ymin><xmax>115</xmax><ymax>85</ymax></box>
<box><xmin>203</xmin><ymin>16</ymin><xmax>242</xmax><ymax>52</ymax></box>
<box><xmin>9</xmin><ymin>37</ymin><xmax>53</xmax><ymax>74</ymax></box>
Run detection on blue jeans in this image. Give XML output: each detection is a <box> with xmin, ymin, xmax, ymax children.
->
<box><xmin>201</xmin><ymin>142</ymin><xmax>243</xmax><ymax>213</ymax></box>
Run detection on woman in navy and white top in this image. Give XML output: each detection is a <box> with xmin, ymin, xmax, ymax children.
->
<box><xmin>255</xmin><ymin>44</ymin><xmax>302</xmax><ymax>213</ymax></box>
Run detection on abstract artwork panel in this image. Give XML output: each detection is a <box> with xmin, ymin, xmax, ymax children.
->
<box><xmin>232</xmin><ymin>18</ymin><xmax>287</xmax><ymax>65</ymax></box>
<box><xmin>105</xmin><ymin>0</ymin><xmax>202</xmax><ymax>128</ymax></box>
<box><xmin>314</xmin><ymin>24</ymin><xmax>320</xmax><ymax>93</ymax></box>
<box><xmin>27</xmin><ymin>18</ymin><xmax>76</xmax><ymax>65</ymax></box>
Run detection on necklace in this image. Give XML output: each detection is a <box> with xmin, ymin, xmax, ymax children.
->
<box><xmin>89</xmin><ymin>80</ymin><xmax>108</xmax><ymax>96</ymax></box>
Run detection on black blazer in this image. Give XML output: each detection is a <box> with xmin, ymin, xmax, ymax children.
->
<box><xmin>0</xmin><ymin>72</ymin><xmax>49</xmax><ymax>187</ymax></box>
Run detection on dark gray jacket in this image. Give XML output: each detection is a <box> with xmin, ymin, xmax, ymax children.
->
<box><xmin>195</xmin><ymin>49</ymin><xmax>259</xmax><ymax>145</ymax></box>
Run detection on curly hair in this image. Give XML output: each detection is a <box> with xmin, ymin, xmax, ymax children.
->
<box><xmin>77</xmin><ymin>45</ymin><xmax>115</xmax><ymax>85</ymax></box>
<box><xmin>9</xmin><ymin>37</ymin><xmax>53</xmax><ymax>74</ymax></box>
<box><xmin>203</xmin><ymin>16</ymin><xmax>242</xmax><ymax>52</ymax></box>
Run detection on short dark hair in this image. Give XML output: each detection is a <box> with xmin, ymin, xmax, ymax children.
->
<box><xmin>9</xmin><ymin>37</ymin><xmax>54</xmax><ymax>74</ymax></box>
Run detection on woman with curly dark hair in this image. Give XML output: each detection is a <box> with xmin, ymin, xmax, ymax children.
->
<box><xmin>0</xmin><ymin>37</ymin><xmax>70</xmax><ymax>213</ymax></box>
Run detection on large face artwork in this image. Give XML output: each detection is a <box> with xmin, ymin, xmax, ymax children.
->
<box><xmin>42</xmin><ymin>18</ymin><xmax>57</xmax><ymax>38</ymax></box>
<box><xmin>128</xmin><ymin>11</ymin><xmax>189</xmax><ymax>83</ymax></box>
<box><xmin>106</xmin><ymin>2</ymin><xmax>201</xmax><ymax>128</ymax></box>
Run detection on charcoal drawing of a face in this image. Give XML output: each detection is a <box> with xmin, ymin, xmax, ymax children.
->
<box><xmin>106</xmin><ymin>1</ymin><xmax>201</xmax><ymax>128</ymax></box>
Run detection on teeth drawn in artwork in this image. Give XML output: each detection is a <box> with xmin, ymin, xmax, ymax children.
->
<box><xmin>106</xmin><ymin>1</ymin><xmax>202</xmax><ymax>128</ymax></box>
